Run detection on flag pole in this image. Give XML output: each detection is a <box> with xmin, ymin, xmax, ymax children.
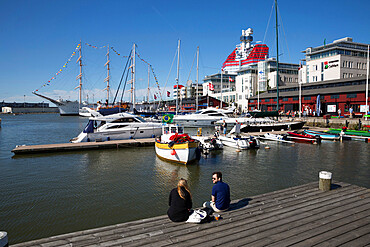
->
<box><xmin>366</xmin><ymin>45</ymin><xmax>369</xmax><ymax>120</ymax></box>
<box><xmin>220</xmin><ymin>69</ymin><xmax>223</xmax><ymax>108</ymax></box>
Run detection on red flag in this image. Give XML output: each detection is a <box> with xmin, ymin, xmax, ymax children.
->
<box><xmin>167</xmin><ymin>91</ymin><xmax>170</xmax><ymax>97</ymax></box>
<box><xmin>229</xmin><ymin>77</ymin><xmax>234</xmax><ymax>82</ymax></box>
<box><xmin>154</xmin><ymin>94</ymin><xmax>157</xmax><ymax>100</ymax></box>
<box><xmin>209</xmin><ymin>83</ymin><xmax>214</xmax><ymax>91</ymax></box>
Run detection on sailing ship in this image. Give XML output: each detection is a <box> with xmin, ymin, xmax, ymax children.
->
<box><xmin>33</xmin><ymin>43</ymin><xmax>134</xmax><ymax>116</ymax></box>
<box><xmin>33</xmin><ymin>42</ymin><xmax>90</xmax><ymax>116</ymax></box>
<box><xmin>33</xmin><ymin>92</ymin><xmax>80</xmax><ymax>115</ymax></box>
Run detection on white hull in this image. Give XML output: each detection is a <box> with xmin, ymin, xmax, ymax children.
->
<box><xmin>72</xmin><ymin>125</ymin><xmax>162</xmax><ymax>143</ymax></box>
<box><xmin>173</xmin><ymin>107</ymin><xmax>233</xmax><ymax>127</ymax></box>
<box><xmin>79</xmin><ymin>107</ymin><xmax>93</xmax><ymax>117</ymax></box>
<box><xmin>58</xmin><ymin>101</ymin><xmax>80</xmax><ymax>116</ymax></box>
<box><xmin>261</xmin><ymin>133</ymin><xmax>295</xmax><ymax>143</ymax></box>
<box><xmin>191</xmin><ymin>136</ymin><xmax>223</xmax><ymax>151</ymax></box>
<box><xmin>155</xmin><ymin>143</ymin><xmax>198</xmax><ymax>164</ymax></box>
<box><xmin>173</xmin><ymin>118</ymin><xmax>227</xmax><ymax>127</ymax></box>
<box><xmin>218</xmin><ymin>135</ymin><xmax>260</xmax><ymax>150</ymax></box>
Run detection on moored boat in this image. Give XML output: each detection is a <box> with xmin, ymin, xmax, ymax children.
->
<box><xmin>191</xmin><ymin>135</ymin><xmax>223</xmax><ymax>154</ymax></box>
<box><xmin>287</xmin><ymin>131</ymin><xmax>321</xmax><ymax>144</ymax></box>
<box><xmin>155</xmin><ymin>124</ymin><xmax>199</xmax><ymax>164</ymax></box>
<box><xmin>304</xmin><ymin>130</ymin><xmax>340</xmax><ymax>141</ymax></box>
<box><xmin>216</xmin><ymin>118</ymin><xmax>305</xmax><ymax>133</ymax></box>
<box><xmin>216</xmin><ymin>132</ymin><xmax>260</xmax><ymax>150</ymax></box>
<box><xmin>173</xmin><ymin>107</ymin><xmax>233</xmax><ymax>127</ymax></box>
<box><xmin>326</xmin><ymin>128</ymin><xmax>370</xmax><ymax>137</ymax></box>
<box><xmin>260</xmin><ymin>133</ymin><xmax>294</xmax><ymax>143</ymax></box>
<box><xmin>70</xmin><ymin>112</ymin><xmax>162</xmax><ymax>143</ymax></box>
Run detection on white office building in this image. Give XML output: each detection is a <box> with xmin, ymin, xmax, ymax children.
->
<box><xmin>300</xmin><ymin>37</ymin><xmax>369</xmax><ymax>84</ymax></box>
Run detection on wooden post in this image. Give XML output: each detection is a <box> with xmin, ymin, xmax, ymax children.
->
<box><xmin>319</xmin><ymin>171</ymin><xmax>332</xmax><ymax>191</ymax></box>
<box><xmin>0</xmin><ymin>231</ymin><xmax>8</xmax><ymax>247</ymax></box>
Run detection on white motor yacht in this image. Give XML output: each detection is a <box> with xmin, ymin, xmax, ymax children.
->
<box><xmin>216</xmin><ymin>117</ymin><xmax>305</xmax><ymax>133</ymax></box>
<box><xmin>173</xmin><ymin>107</ymin><xmax>234</xmax><ymax>127</ymax></box>
<box><xmin>70</xmin><ymin>112</ymin><xmax>162</xmax><ymax>143</ymax></box>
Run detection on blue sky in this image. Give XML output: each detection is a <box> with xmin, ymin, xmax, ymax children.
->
<box><xmin>0</xmin><ymin>0</ymin><xmax>369</xmax><ymax>104</ymax></box>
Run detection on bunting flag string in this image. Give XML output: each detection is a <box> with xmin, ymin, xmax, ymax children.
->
<box><xmin>136</xmin><ymin>51</ymin><xmax>162</xmax><ymax>99</ymax></box>
<box><xmin>34</xmin><ymin>43</ymin><xmax>162</xmax><ymax>99</ymax></box>
<box><xmin>85</xmin><ymin>42</ymin><xmax>106</xmax><ymax>49</ymax></box>
<box><xmin>34</xmin><ymin>43</ymin><xmax>81</xmax><ymax>92</ymax></box>
<box><xmin>110</xmin><ymin>47</ymin><xmax>129</xmax><ymax>58</ymax></box>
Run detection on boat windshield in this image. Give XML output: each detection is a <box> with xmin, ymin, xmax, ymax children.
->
<box><xmin>135</xmin><ymin>116</ymin><xmax>146</xmax><ymax>122</ymax></box>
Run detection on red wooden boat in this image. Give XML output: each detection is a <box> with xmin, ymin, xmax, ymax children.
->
<box><xmin>287</xmin><ymin>132</ymin><xmax>321</xmax><ymax>144</ymax></box>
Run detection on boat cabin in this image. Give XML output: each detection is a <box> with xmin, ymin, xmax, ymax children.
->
<box><xmin>83</xmin><ymin>113</ymin><xmax>146</xmax><ymax>133</ymax></box>
<box><xmin>161</xmin><ymin>124</ymin><xmax>184</xmax><ymax>143</ymax></box>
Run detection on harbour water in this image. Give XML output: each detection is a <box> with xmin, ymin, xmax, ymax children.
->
<box><xmin>0</xmin><ymin>113</ymin><xmax>369</xmax><ymax>245</ymax></box>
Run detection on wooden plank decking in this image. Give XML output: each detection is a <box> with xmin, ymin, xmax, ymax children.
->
<box><xmin>11</xmin><ymin>181</ymin><xmax>370</xmax><ymax>247</ymax></box>
<box><xmin>11</xmin><ymin>138</ymin><xmax>155</xmax><ymax>154</ymax></box>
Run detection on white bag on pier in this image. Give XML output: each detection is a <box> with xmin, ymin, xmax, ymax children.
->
<box><xmin>186</xmin><ymin>209</ymin><xmax>207</xmax><ymax>224</ymax></box>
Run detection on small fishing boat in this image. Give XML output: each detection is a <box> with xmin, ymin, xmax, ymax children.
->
<box><xmin>287</xmin><ymin>132</ymin><xmax>321</xmax><ymax>144</ymax></box>
<box><xmin>155</xmin><ymin>124</ymin><xmax>199</xmax><ymax>164</ymax></box>
<box><xmin>216</xmin><ymin>132</ymin><xmax>260</xmax><ymax>150</ymax></box>
<box><xmin>260</xmin><ymin>133</ymin><xmax>294</xmax><ymax>143</ymax></box>
<box><xmin>304</xmin><ymin>130</ymin><xmax>340</xmax><ymax>141</ymax></box>
<box><xmin>191</xmin><ymin>135</ymin><xmax>223</xmax><ymax>154</ymax></box>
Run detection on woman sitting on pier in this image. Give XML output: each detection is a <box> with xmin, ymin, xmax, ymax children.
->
<box><xmin>167</xmin><ymin>179</ymin><xmax>192</xmax><ymax>222</ymax></box>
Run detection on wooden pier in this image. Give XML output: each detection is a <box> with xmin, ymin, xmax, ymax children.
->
<box><xmin>11</xmin><ymin>181</ymin><xmax>370</xmax><ymax>246</ymax></box>
<box><xmin>11</xmin><ymin>138</ymin><xmax>155</xmax><ymax>155</ymax></box>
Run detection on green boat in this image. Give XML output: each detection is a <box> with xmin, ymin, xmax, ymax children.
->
<box><xmin>326</xmin><ymin>129</ymin><xmax>370</xmax><ymax>137</ymax></box>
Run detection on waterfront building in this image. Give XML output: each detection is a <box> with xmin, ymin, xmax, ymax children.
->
<box><xmin>248</xmin><ymin>76</ymin><xmax>369</xmax><ymax>117</ymax></box>
<box><xmin>172</xmin><ymin>85</ymin><xmax>186</xmax><ymax>99</ymax></box>
<box><xmin>202</xmin><ymin>73</ymin><xmax>236</xmax><ymax>96</ymax></box>
<box><xmin>185</xmin><ymin>82</ymin><xmax>203</xmax><ymax>99</ymax></box>
<box><xmin>0</xmin><ymin>101</ymin><xmax>58</xmax><ymax>114</ymax></box>
<box><xmin>300</xmin><ymin>37</ymin><xmax>369</xmax><ymax>84</ymax></box>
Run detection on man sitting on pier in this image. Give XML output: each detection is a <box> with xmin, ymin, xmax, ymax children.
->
<box><xmin>203</xmin><ymin>172</ymin><xmax>230</xmax><ymax>212</ymax></box>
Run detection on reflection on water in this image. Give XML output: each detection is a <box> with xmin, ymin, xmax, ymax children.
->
<box><xmin>0</xmin><ymin>114</ymin><xmax>369</xmax><ymax>244</ymax></box>
<box><xmin>155</xmin><ymin>156</ymin><xmax>190</xmax><ymax>180</ymax></box>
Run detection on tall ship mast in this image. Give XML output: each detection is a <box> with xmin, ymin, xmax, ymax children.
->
<box><xmin>104</xmin><ymin>45</ymin><xmax>111</xmax><ymax>104</ymax></box>
<box><xmin>33</xmin><ymin>43</ymin><xmax>83</xmax><ymax>116</ymax></box>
